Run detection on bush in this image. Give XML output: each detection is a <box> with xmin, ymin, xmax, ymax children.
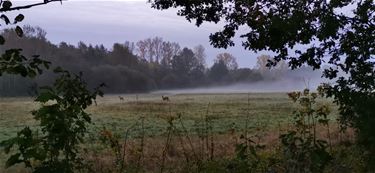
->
<box><xmin>0</xmin><ymin>68</ymin><xmax>103</xmax><ymax>173</ymax></box>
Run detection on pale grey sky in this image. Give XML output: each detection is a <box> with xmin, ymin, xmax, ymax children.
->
<box><xmin>7</xmin><ymin>0</ymin><xmax>268</xmax><ymax>67</ymax></box>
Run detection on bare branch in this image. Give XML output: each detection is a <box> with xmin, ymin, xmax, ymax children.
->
<box><xmin>0</xmin><ymin>0</ymin><xmax>64</xmax><ymax>12</ymax></box>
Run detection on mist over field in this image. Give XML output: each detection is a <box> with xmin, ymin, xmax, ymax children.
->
<box><xmin>1</xmin><ymin>0</ymin><xmax>373</xmax><ymax>172</ymax></box>
<box><xmin>0</xmin><ymin>26</ymin><xmax>330</xmax><ymax>96</ymax></box>
<box><xmin>153</xmin><ymin>80</ymin><xmax>318</xmax><ymax>94</ymax></box>
<box><xmin>153</xmin><ymin>70</ymin><xmax>325</xmax><ymax>94</ymax></box>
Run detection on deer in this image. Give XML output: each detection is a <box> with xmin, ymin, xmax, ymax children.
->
<box><xmin>162</xmin><ymin>95</ymin><xmax>170</xmax><ymax>102</ymax></box>
<box><xmin>118</xmin><ymin>96</ymin><xmax>124</xmax><ymax>101</ymax></box>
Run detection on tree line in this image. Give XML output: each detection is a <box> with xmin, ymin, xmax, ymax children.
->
<box><xmin>0</xmin><ymin>26</ymin><xmax>292</xmax><ymax>96</ymax></box>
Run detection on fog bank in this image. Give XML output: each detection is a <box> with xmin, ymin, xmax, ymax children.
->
<box><xmin>153</xmin><ymin>78</ymin><xmax>326</xmax><ymax>94</ymax></box>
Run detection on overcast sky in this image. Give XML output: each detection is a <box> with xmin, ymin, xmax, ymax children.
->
<box><xmin>7</xmin><ymin>0</ymin><xmax>271</xmax><ymax>67</ymax></box>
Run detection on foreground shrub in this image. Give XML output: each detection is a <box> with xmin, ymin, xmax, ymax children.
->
<box><xmin>0</xmin><ymin>68</ymin><xmax>103</xmax><ymax>173</ymax></box>
<box><xmin>280</xmin><ymin>89</ymin><xmax>333</xmax><ymax>172</ymax></box>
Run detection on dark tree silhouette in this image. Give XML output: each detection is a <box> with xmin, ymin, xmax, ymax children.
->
<box><xmin>209</xmin><ymin>60</ymin><xmax>229</xmax><ymax>82</ymax></box>
<box><xmin>150</xmin><ymin>0</ymin><xmax>375</xmax><ymax>168</ymax></box>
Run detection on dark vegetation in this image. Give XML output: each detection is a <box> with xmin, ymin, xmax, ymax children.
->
<box><xmin>0</xmin><ymin>0</ymin><xmax>374</xmax><ymax>172</ymax></box>
<box><xmin>151</xmin><ymin>0</ymin><xmax>375</xmax><ymax>170</ymax></box>
<box><xmin>0</xmin><ymin>26</ymin><xmax>282</xmax><ymax>96</ymax></box>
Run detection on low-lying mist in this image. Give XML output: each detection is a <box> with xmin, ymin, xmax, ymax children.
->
<box><xmin>153</xmin><ymin>79</ymin><xmax>325</xmax><ymax>94</ymax></box>
<box><xmin>153</xmin><ymin>70</ymin><xmax>327</xmax><ymax>94</ymax></box>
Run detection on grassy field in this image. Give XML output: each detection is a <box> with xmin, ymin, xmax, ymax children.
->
<box><xmin>0</xmin><ymin>93</ymin><xmax>299</xmax><ymax>140</ymax></box>
<box><xmin>0</xmin><ymin>92</ymin><xmax>340</xmax><ymax>172</ymax></box>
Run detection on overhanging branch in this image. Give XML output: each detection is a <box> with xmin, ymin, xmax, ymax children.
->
<box><xmin>0</xmin><ymin>0</ymin><xmax>65</xmax><ymax>12</ymax></box>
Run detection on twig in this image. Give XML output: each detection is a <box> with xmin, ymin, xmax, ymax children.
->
<box><xmin>245</xmin><ymin>93</ymin><xmax>250</xmax><ymax>145</ymax></box>
<box><xmin>205</xmin><ymin>103</ymin><xmax>210</xmax><ymax>160</ymax></box>
<box><xmin>0</xmin><ymin>0</ymin><xmax>65</xmax><ymax>12</ymax></box>
<box><xmin>327</xmin><ymin>122</ymin><xmax>332</xmax><ymax>152</ymax></box>
<box><xmin>160</xmin><ymin>119</ymin><xmax>173</xmax><ymax>173</ymax></box>
<box><xmin>173</xmin><ymin>125</ymin><xmax>190</xmax><ymax>164</ymax></box>
<box><xmin>178</xmin><ymin>116</ymin><xmax>198</xmax><ymax>162</ymax></box>
<box><xmin>136</xmin><ymin>117</ymin><xmax>145</xmax><ymax>173</ymax></box>
<box><xmin>121</xmin><ymin>120</ymin><xmax>140</xmax><ymax>171</ymax></box>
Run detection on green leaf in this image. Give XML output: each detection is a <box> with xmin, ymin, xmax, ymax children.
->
<box><xmin>27</xmin><ymin>68</ymin><xmax>37</xmax><ymax>78</ymax></box>
<box><xmin>43</xmin><ymin>61</ymin><xmax>50</xmax><ymax>69</ymax></box>
<box><xmin>14</xmin><ymin>14</ymin><xmax>24</xmax><ymax>23</ymax></box>
<box><xmin>12</xmin><ymin>65</ymin><xmax>28</xmax><ymax>77</ymax></box>
<box><xmin>32</xmin><ymin>55</ymin><xmax>40</xmax><ymax>58</ymax></box>
<box><xmin>15</xmin><ymin>26</ymin><xmax>23</xmax><ymax>37</ymax></box>
<box><xmin>2</xmin><ymin>1</ymin><xmax>12</xmax><ymax>10</ymax></box>
<box><xmin>39</xmin><ymin>86</ymin><xmax>52</xmax><ymax>91</ymax></box>
<box><xmin>0</xmin><ymin>138</ymin><xmax>16</xmax><ymax>153</ymax></box>
<box><xmin>29</xmin><ymin>148</ymin><xmax>46</xmax><ymax>161</ymax></box>
<box><xmin>5</xmin><ymin>153</ymin><xmax>21</xmax><ymax>168</ymax></box>
<box><xmin>14</xmin><ymin>65</ymin><xmax>28</xmax><ymax>77</ymax></box>
<box><xmin>0</xmin><ymin>14</ymin><xmax>10</xmax><ymax>24</ymax></box>
<box><xmin>35</xmin><ymin>92</ymin><xmax>56</xmax><ymax>103</ymax></box>
<box><xmin>0</xmin><ymin>35</ymin><xmax>5</xmax><ymax>45</ymax></box>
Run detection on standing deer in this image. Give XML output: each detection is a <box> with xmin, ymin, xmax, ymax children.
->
<box><xmin>162</xmin><ymin>96</ymin><xmax>170</xmax><ymax>101</ymax></box>
<box><xmin>119</xmin><ymin>96</ymin><xmax>124</xmax><ymax>101</ymax></box>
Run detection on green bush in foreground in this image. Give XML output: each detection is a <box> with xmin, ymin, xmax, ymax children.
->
<box><xmin>0</xmin><ymin>68</ymin><xmax>103</xmax><ymax>173</ymax></box>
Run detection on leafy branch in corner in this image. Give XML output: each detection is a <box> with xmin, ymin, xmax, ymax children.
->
<box><xmin>0</xmin><ymin>0</ymin><xmax>57</xmax><ymax>77</ymax></box>
<box><xmin>0</xmin><ymin>68</ymin><xmax>104</xmax><ymax>173</ymax></box>
<box><xmin>0</xmin><ymin>0</ymin><xmax>63</xmax><ymax>12</ymax></box>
